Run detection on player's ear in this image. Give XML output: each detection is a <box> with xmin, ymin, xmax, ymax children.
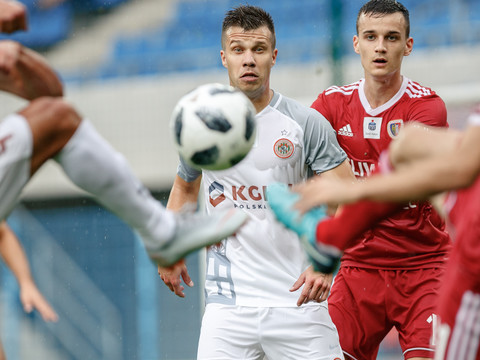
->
<box><xmin>271</xmin><ymin>48</ymin><xmax>277</xmax><ymax>66</ymax></box>
<box><xmin>404</xmin><ymin>37</ymin><xmax>413</xmax><ymax>56</ymax></box>
<box><xmin>353</xmin><ymin>35</ymin><xmax>360</xmax><ymax>54</ymax></box>
<box><xmin>220</xmin><ymin>50</ymin><xmax>227</xmax><ymax>69</ymax></box>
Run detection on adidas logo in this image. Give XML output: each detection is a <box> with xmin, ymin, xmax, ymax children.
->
<box><xmin>338</xmin><ymin>124</ymin><xmax>353</xmax><ymax>137</ymax></box>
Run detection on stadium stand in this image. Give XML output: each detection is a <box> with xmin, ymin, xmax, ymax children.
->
<box><xmin>93</xmin><ymin>0</ymin><xmax>331</xmax><ymax>79</ymax></box>
<box><xmin>0</xmin><ymin>0</ymin><xmax>130</xmax><ymax>49</ymax></box>
<box><xmin>60</xmin><ymin>0</ymin><xmax>480</xmax><ymax>81</ymax></box>
<box><xmin>84</xmin><ymin>0</ymin><xmax>480</xmax><ymax>78</ymax></box>
<box><xmin>5</xmin><ymin>0</ymin><xmax>479</xmax><ymax>80</ymax></box>
<box><xmin>71</xmin><ymin>0</ymin><xmax>129</xmax><ymax>13</ymax></box>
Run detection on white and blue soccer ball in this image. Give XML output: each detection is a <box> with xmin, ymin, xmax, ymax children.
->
<box><xmin>170</xmin><ymin>83</ymin><xmax>257</xmax><ymax>171</ymax></box>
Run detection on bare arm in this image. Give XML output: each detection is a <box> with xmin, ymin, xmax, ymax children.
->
<box><xmin>0</xmin><ymin>0</ymin><xmax>27</xmax><ymax>34</ymax></box>
<box><xmin>0</xmin><ymin>40</ymin><xmax>63</xmax><ymax>99</ymax></box>
<box><xmin>166</xmin><ymin>174</ymin><xmax>202</xmax><ymax>211</ymax></box>
<box><xmin>354</xmin><ymin>125</ymin><xmax>480</xmax><ymax>202</ymax></box>
<box><xmin>0</xmin><ymin>221</ymin><xmax>58</xmax><ymax>321</ymax></box>
<box><xmin>294</xmin><ymin>125</ymin><xmax>480</xmax><ymax>212</ymax></box>
<box><xmin>158</xmin><ymin>174</ymin><xmax>202</xmax><ymax>298</ymax></box>
<box><xmin>319</xmin><ymin>159</ymin><xmax>356</xmax><ymax>181</ymax></box>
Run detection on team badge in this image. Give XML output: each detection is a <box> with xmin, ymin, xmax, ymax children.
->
<box><xmin>273</xmin><ymin>138</ymin><xmax>294</xmax><ymax>159</ymax></box>
<box><xmin>363</xmin><ymin>117</ymin><xmax>382</xmax><ymax>139</ymax></box>
<box><xmin>387</xmin><ymin>119</ymin><xmax>404</xmax><ymax>139</ymax></box>
<box><xmin>209</xmin><ymin>181</ymin><xmax>226</xmax><ymax>207</ymax></box>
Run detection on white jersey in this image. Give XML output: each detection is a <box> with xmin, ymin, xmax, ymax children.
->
<box><xmin>0</xmin><ymin>114</ymin><xmax>33</xmax><ymax>221</ymax></box>
<box><xmin>178</xmin><ymin>91</ymin><xmax>346</xmax><ymax>307</ymax></box>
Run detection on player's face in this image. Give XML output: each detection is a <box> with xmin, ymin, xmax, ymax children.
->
<box><xmin>353</xmin><ymin>12</ymin><xmax>413</xmax><ymax>80</ymax></box>
<box><xmin>221</xmin><ymin>25</ymin><xmax>277</xmax><ymax>102</ymax></box>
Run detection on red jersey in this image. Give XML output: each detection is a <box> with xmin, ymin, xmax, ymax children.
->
<box><xmin>312</xmin><ymin>77</ymin><xmax>452</xmax><ymax>269</ymax></box>
<box><xmin>446</xmin><ymin>113</ymin><xmax>480</xmax><ymax>273</ymax></box>
<box><xmin>447</xmin><ymin>176</ymin><xmax>480</xmax><ymax>272</ymax></box>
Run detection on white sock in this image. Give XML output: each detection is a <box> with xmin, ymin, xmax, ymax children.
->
<box><xmin>55</xmin><ymin>119</ymin><xmax>175</xmax><ymax>247</ymax></box>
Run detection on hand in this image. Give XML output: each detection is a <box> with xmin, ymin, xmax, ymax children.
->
<box><xmin>20</xmin><ymin>281</ymin><xmax>58</xmax><ymax>322</ymax></box>
<box><xmin>0</xmin><ymin>40</ymin><xmax>22</xmax><ymax>76</ymax></box>
<box><xmin>290</xmin><ymin>266</ymin><xmax>333</xmax><ymax>306</ymax></box>
<box><xmin>0</xmin><ymin>0</ymin><xmax>27</xmax><ymax>34</ymax></box>
<box><xmin>158</xmin><ymin>259</ymin><xmax>193</xmax><ymax>298</ymax></box>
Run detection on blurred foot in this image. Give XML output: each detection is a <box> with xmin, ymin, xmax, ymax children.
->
<box><xmin>147</xmin><ymin>208</ymin><xmax>247</xmax><ymax>267</ymax></box>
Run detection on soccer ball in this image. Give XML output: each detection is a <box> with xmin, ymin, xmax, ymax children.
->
<box><xmin>170</xmin><ymin>83</ymin><xmax>257</xmax><ymax>171</ymax></box>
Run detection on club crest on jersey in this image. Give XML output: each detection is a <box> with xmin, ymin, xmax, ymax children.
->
<box><xmin>209</xmin><ymin>181</ymin><xmax>226</xmax><ymax>207</ymax></box>
<box><xmin>273</xmin><ymin>138</ymin><xmax>294</xmax><ymax>159</ymax></box>
<box><xmin>387</xmin><ymin>119</ymin><xmax>404</xmax><ymax>139</ymax></box>
<box><xmin>363</xmin><ymin>117</ymin><xmax>382</xmax><ymax>139</ymax></box>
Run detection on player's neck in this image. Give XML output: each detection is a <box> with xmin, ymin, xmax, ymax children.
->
<box><xmin>363</xmin><ymin>73</ymin><xmax>403</xmax><ymax>109</ymax></box>
<box><xmin>250</xmin><ymin>88</ymin><xmax>274</xmax><ymax>113</ymax></box>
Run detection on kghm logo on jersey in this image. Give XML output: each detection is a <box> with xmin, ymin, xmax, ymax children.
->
<box><xmin>208</xmin><ymin>181</ymin><xmax>268</xmax><ymax>210</ymax></box>
<box><xmin>387</xmin><ymin>119</ymin><xmax>404</xmax><ymax>139</ymax></box>
<box><xmin>209</xmin><ymin>181</ymin><xmax>226</xmax><ymax>207</ymax></box>
<box><xmin>273</xmin><ymin>138</ymin><xmax>294</xmax><ymax>159</ymax></box>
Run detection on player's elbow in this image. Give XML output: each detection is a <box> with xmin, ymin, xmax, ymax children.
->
<box><xmin>49</xmin><ymin>80</ymin><xmax>64</xmax><ymax>98</ymax></box>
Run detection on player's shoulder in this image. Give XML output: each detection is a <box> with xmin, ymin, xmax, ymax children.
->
<box><xmin>404</xmin><ymin>78</ymin><xmax>441</xmax><ymax>100</ymax></box>
<box><xmin>274</xmin><ymin>91</ymin><xmax>318</xmax><ymax>120</ymax></box>
<box><xmin>274</xmin><ymin>92</ymin><xmax>330</xmax><ymax>128</ymax></box>
<box><xmin>323</xmin><ymin>81</ymin><xmax>361</xmax><ymax>97</ymax></box>
<box><xmin>312</xmin><ymin>81</ymin><xmax>360</xmax><ymax>111</ymax></box>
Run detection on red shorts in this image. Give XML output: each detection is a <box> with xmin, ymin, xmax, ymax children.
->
<box><xmin>329</xmin><ymin>266</ymin><xmax>444</xmax><ymax>360</ymax></box>
<box><xmin>435</xmin><ymin>252</ymin><xmax>480</xmax><ymax>360</ymax></box>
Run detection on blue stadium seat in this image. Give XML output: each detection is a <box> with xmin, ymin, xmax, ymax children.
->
<box><xmin>66</xmin><ymin>0</ymin><xmax>480</xmax><ymax>80</ymax></box>
<box><xmin>71</xmin><ymin>0</ymin><xmax>129</xmax><ymax>13</ymax></box>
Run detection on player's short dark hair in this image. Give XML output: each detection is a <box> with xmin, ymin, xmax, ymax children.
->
<box><xmin>221</xmin><ymin>5</ymin><xmax>276</xmax><ymax>49</ymax></box>
<box><xmin>356</xmin><ymin>0</ymin><xmax>410</xmax><ymax>37</ymax></box>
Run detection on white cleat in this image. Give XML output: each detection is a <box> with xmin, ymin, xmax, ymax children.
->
<box><xmin>147</xmin><ymin>208</ymin><xmax>247</xmax><ymax>267</ymax></box>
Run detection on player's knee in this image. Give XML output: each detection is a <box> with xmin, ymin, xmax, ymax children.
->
<box><xmin>29</xmin><ymin>97</ymin><xmax>81</xmax><ymax>133</ymax></box>
<box><xmin>42</xmin><ymin>97</ymin><xmax>80</xmax><ymax>124</ymax></box>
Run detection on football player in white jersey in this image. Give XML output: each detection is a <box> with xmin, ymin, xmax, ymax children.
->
<box><xmin>158</xmin><ymin>5</ymin><xmax>354</xmax><ymax>360</ymax></box>
<box><xmin>0</xmin><ymin>0</ymin><xmax>246</xmax><ymax>285</ymax></box>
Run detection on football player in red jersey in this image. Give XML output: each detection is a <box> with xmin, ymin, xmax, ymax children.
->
<box><xmin>308</xmin><ymin>1</ymin><xmax>452</xmax><ymax>359</ymax></box>
<box><xmin>270</xmin><ymin>106</ymin><xmax>480</xmax><ymax>360</ymax></box>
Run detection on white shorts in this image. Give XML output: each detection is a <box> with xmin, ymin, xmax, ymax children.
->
<box><xmin>0</xmin><ymin>114</ymin><xmax>32</xmax><ymax>221</ymax></box>
<box><xmin>197</xmin><ymin>303</ymin><xmax>344</xmax><ymax>360</ymax></box>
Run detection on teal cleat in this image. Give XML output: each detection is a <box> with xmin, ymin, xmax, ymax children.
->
<box><xmin>266</xmin><ymin>183</ymin><xmax>341</xmax><ymax>273</ymax></box>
